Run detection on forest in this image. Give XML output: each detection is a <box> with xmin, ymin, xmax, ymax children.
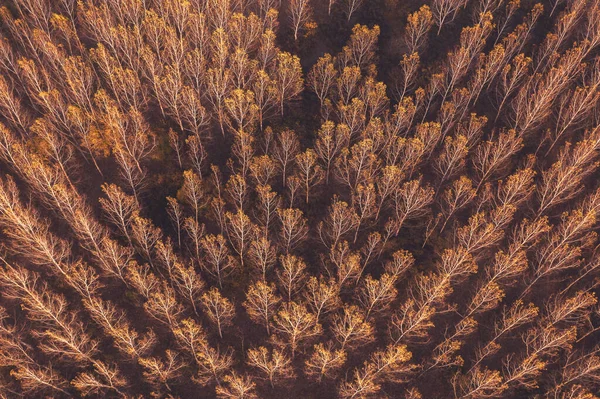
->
<box><xmin>0</xmin><ymin>0</ymin><xmax>599</xmax><ymax>397</ymax></box>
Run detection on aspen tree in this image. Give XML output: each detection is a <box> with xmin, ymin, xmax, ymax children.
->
<box><xmin>246</xmin><ymin>346</ymin><xmax>293</xmax><ymax>387</ymax></box>
<box><xmin>304</xmin><ymin>343</ymin><xmax>346</xmax><ymax>382</ymax></box>
<box><xmin>273</xmin><ymin>52</ymin><xmax>303</xmax><ymax>115</ymax></box>
<box><xmin>331</xmin><ymin>305</ymin><xmax>374</xmax><ymax>350</ymax></box>
<box><xmin>289</xmin><ymin>0</ymin><xmax>312</xmax><ymax>41</ymax></box>
<box><xmin>277</xmin><ymin>208</ymin><xmax>308</xmax><ymax>253</ymax></box>
<box><xmin>273</xmin><ymin>129</ymin><xmax>300</xmax><ymax>186</ymax></box>
<box><xmin>405</xmin><ymin>6</ymin><xmax>434</xmax><ymax>54</ymax></box>
<box><xmin>248</xmin><ymin>235</ymin><xmax>278</xmax><ymax>280</ymax></box>
<box><xmin>317</xmin><ymin>198</ymin><xmax>360</xmax><ymax>249</ymax></box>
<box><xmin>303</xmin><ymin>276</ymin><xmax>341</xmax><ymax>321</ymax></box>
<box><xmin>225</xmin><ymin>210</ymin><xmax>257</xmax><ymax>268</ymax></box>
<box><xmin>295</xmin><ymin>149</ymin><xmax>324</xmax><ymax>204</ymax></box>
<box><xmin>201</xmin><ymin>288</ymin><xmax>236</xmax><ymax>339</ymax></box>
<box><xmin>244</xmin><ymin>281</ymin><xmax>281</xmax><ymax>334</ymax></box>
<box><xmin>338</xmin><ymin>344</ymin><xmax>413</xmax><ymax>398</ymax></box>
<box><xmin>308</xmin><ymin>55</ymin><xmax>337</xmax><ymax>108</ymax></box>
<box><xmin>216</xmin><ymin>372</ymin><xmax>258</xmax><ymax>399</ymax></box>
<box><xmin>276</xmin><ymin>254</ymin><xmax>308</xmax><ymax>302</ymax></box>
<box><xmin>200</xmin><ymin>234</ymin><xmax>237</xmax><ymax>289</ymax></box>
<box><xmin>271</xmin><ymin>302</ymin><xmax>322</xmax><ymax>357</ymax></box>
<box><xmin>138</xmin><ymin>350</ymin><xmax>186</xmax><ymax>394</ymax></box>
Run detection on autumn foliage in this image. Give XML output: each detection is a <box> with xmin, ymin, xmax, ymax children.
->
<box><xmin>0</xmin><ymin>0</ymin><xmax>599</xmax><ymax>398</ymax></box>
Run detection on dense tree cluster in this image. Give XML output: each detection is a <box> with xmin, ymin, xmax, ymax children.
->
<box><xmin>0</xmin><ymin>0</ymin><xmax>599</xmax><ymax>397</ymax></box>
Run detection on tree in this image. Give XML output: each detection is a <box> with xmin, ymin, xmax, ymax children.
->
<box><xmin>395</xmin><ymin>54</ymin><xmax>421</xmax><ymax>102</ymax></box>
<box><xmin>206</xmin><ymin>67</ymin><xmax>233</xmax><ymax>136</ymax></box>
<box><xmin>179</xmin><ymin>85</ymin><xmax>210</xmax><ymax>137</ymax></box>
<box><xmin>550</xmin><ymin>347</ymin><xmax>600</xmax><ymax>398</ymax></box>
<box><xmin>99</xmin><ymin>183</ymin><xmax>138</xmax><ymax>243</ymax></box>
<box><xmin>303</xmin><ymin>276</ymin><xmax>341</xmax><ymax>322</ymax></box>
<box><xmin>145</xmin><ymin>285</ymin><xmax>184</xmax><ymax>329</ymax></box>
<box><xmin>451</xmin><ymin>367</ymin><xmax>504</xmax><ymax>399</ymax></box>
<box><xmin>257</xmin><ymin>29</ymin><xmax>278</xmax><ymax>69</ymax></box>
<box><xmin>434</xmin><ymin>135</ymin><xmax>469</xmax><ymax>186</ymax></box>
<box><xmin>200</xmin><ymin>234</ymin><xmax>237</xmax><ymax>289</ymax></box>
<box><xmin>336</xmin><ymin>139</ymin><xmax>381</xmax><ymax>190</ymax></box>
<box><xmin>545</xmin><ymin>78</ymin><xmax>600</xmax><ymax>156</ymax></box>
<box><xmin>329</xmin><ymin>240</ymin><xmax>362</xmax><ymax>288</ymax></box>
<box><xmin>360</xmin><ymin>232</ymin><xmax>383</xmax><ymax>276</ymax></box>
<box><xmin>337</xmin><ymin>66</ymin><xmax>362</xmax><ymax>105</ymax></box>
<box><xmin>0</xmin><ymin>264</ymin><xmax>127</xmax><ymax>395</ymax></box>
<box><xmin>181</xmin><ymin>170</ymin><xmax>206</xmax><ymax>223</ymax></box>
<box><xmin>286</xmin><ymin>175</ymin><xmax>303</xmax><ymax>207</ymax></box>
<box><xmin>70</xmin><ymin>361</ymin><xmax>128</xmax><ymax>397</ymax></box>
<box><xmin>385</xmin><ymin>178</ymin><xmax>434</xmax><ymax>243</ymax></box>
<box><xmin>225</xmin><ymin>173</ymin><xmax>248</xmax><ymax>211</ymax></box>
<box><xmin>536</xmin><ymin>127</ymin><xmax>600</xmax><ymax>216</ymax></box>
<box><xmin>271</xmin><ymin>302</ymin><xmax>322</xmax><ymax>356</ymax></box>
<box><xmin>85</xmin><ymin>297</ymin><xmax>156</xmax><ymax>359</ymax></box>
<box><xmin>276</xmin><ymin>254</ymin><xmax>308</xmax><ymax>302</ymax></box>
<box><xmin>246</xmin><ymin>346</ymin><xmax>293</xmax><ymax>388</ymax></box>
<box><xmin>216</xmin><ymin>372</ymin><xmax>258</xmax><ymax>399</ymax></box>
<box><xmin>318</xmin><ymin>198</ymin><xmax>359</xmax><ymax>249</ymax></box>
<box><xmin>95</xmin><ymin>96</ymin><xmax>156</xmax><ymax>200</ymax></box>
<box><xmin>289</xmin><ymin>0</ymin><xmax>313</xmax><ymax>41</ymax></box>
<box><xmin>295</xmin><ymin>149</ymin><xmax>324</xmax><ymax>203</ymax></box>
<box><xmin>0</xmin><ymin>175</ymin><xmax>70</xmax><ymax>273</ymax></box>
<box><xmin>338</xmin><ymin>344</ymin><xmax>413</xmax><ymax>398</ymax></box>
<box><xmin>166</xmin><ymin>196</ymin><xmax>184</xmax><ymax>248</ymax></box>
<box><xmin>384</xmin><ymin>249</ymin><xmax>414</xmax><ymax>281</ymax></box>
<box><xmin>254</xmin><ymin>185</ymin><xmax>280</xmax><ymax>238</ymax></box>
<box><xmin>361</xmin><ymin>78</ymin><xmax>389</xmax><ymax>119</ymax></box>
<box><xmin>273</xmin><ymin>129</ymin><xmax>300</xmax><ymax>186</ymax></box>
<box><xmin>351</xmin><ymin>183</ymin><xmax>377</xmax><ymax>242</ymax></box>
<box><xmin>438</xmin><ymin>176</ymin><xmax>476</xmax><ymax>232</ymax></box>
<box><xmin>471</xmin><ymin>300</ymin><xmax>539</xmax><ymax>371</ymax></box>
<box><xmin>331</xmin><ymin>305</ymin><xmax>374</xmax><ymax>350</ymax></box>
<box><xmin>502</xmin><ymin>326</ymin><xmax>577</xmax><ymax>392</ymax></box>
<box><xmin>512</xmin><ymin>47</ymin><xmax>585</xmax><ymax>137</ymax></box>
<box><xmin>432</xmin><ymin>0</ymin><xmax>469</xmax><ymax>34</ymax></box>
<box><xmin>308</xmin><ymin>55</ymin><xmax>337</xmax><ymax>108</ymax></box>
<box><xmin>405</xmin><ymin>5</ymin><xmax>434</xmax><ymax>54</ymax></box>
<box><xmin>195</xmin><ymin>345</ymin><xmax>234</xmax><ymax>386</ymax></box>
<box><xmin>273</xmin><ymin>52</ymin><xmax>303</xmax><ymax>115</ymax></box>
<box><xmin>225</xmin><ymin>210</ymin><xmax>257</xmax><ymax>267</ymax></box>
<box><xmin>225</xmin><ymin>89</ymin><xmax>259</xmax><ymax>134</ymax></box>
<box><xmin>168</xmin><ymin>129</ymin><xmax>184</xmax><ymax>168</ymax></box>
<box><xmin>130</xmin><ymin>214</ymin><xmax>162</xmax><ymax>266</ymax></box>
<box><xmin>253</xmin><ymin>70</ymin><xmax>278</xmax><ymax>130</ymax></box>
<box><xmin>244</xmin><ymin>281</ymin><xmax>281</xmax><ymax>334</ymax></box>
<box><xmin>248</xmin><ymin>235</ymin><xmax>278</xmax><ymax>280</ymax></box>
<box><xmin>314</xmin><ymin>122</ymin><xmax>350</xmax><ymax>183</ymax></box>
<box><xmin>496</xmin><ymin>53</ymin><xmax>532</xmax><ymax>119</ymax></box>
<box><xmin>338</xmin><ymin>98</ymin><xmax>366</xmax><ymax>140</ymax></box>
<box><xmin>345</xmin><ymin>0</ymin><xmax>365</xmax><ymax>23</ymax></box>
<box><xmin>172</xmin><ymin>261</ymin><xmax>206</xmax><ymax>316</ymax></box>
<box><xmin>183</xmin><ymin>216</ymin><xmax>204</xmax><ymax>263</ymax></box>
<box><xmin>186</xmin><ymin>134</ymin><xmax>207</xmax><ymax>176</ymax></box>
<box><xmin>250</xmin><ymin>156</ymin><xmax>277</xmax><ymax>187</ymax></box>
<box><xmin>472</xmin><ymin>129</ymin><xmax>523</xmax><ymax>190</ymax></box>
<box><xmin>304</xmin><ymin>343</ymin><xmax>347</xmax><ymax>382</ymax></box>
<box><xmin>0</xmin><ymin>75</ymin><xmax>31</xmax><ymax>133</ymax></box>
<box><xmin>231</xmin><ymin>130</ymin><xmax>255</xmax><ymax>180</ymax></box>
<box><xmin>277</xmin><ymin>208</ymin><xmax>308</xmax><ymax>253</ymax></box>
<box><xmin>201</xmin><ymin>288</ymin><xmax>236</xmax><ymax>339</ymax></box>
<box><xmin>0</xmin><ymin>306</ymin><xmax>69</xmax><ymax>396</ymax></box>
<box><xmin>138</xmin><ymin>350</ymin><xmax>186</xmax><ymax>393</ymax></box>
<box><xmin>359</xmin><ymin>273</ymin><xmax>398</xmax><ymax>319</ymax></box>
